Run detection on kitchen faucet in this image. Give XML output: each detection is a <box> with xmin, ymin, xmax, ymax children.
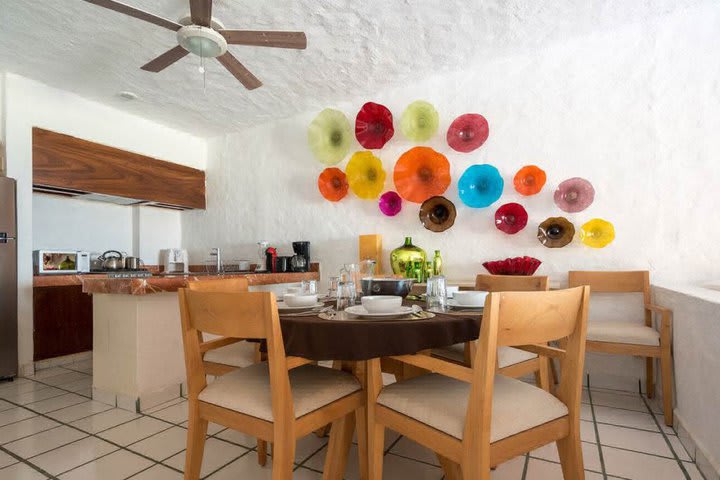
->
<box><xmin>210</xmin><ymin>247</ymin><xmax>222</xmax><ymax>273</ymax></box>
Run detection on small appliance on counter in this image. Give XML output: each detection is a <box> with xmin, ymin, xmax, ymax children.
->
<box><xmin>34</xmin><ymin>250</ymin><xmax>91</xmax><ymax>274</ymax></box>
<box><xmin>162</xmin><ymin>248</ymin><xmax>189</xmax><ymax>273</ymax></box>
<box><xmin>90</xmin><ymin>250</ymin><xmax>151</xmax><ymax>277</ymax></box>
<box><xmin>291</xmin><ymin>241</ymin><xmax>310</xmax><ymax>272</ymax></box>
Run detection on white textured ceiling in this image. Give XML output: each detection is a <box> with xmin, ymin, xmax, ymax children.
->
<box><xmin>0</xmin><ymin>0</ymin><xmax>705</xmax><ymax>137</ymax></box>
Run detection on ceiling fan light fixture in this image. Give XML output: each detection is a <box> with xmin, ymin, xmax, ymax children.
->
<box><xmin>177</xmin><ymin>25</ymin><xmax>227</xmax><ymax>58</ymax></box>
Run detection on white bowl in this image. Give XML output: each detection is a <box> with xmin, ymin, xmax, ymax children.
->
<box><xmin>361</xmin><ymin>295</ymin><xmax>402</xmax><ymax>314</ymax></box>
<box><xmin>283</xmin><ymin>293</ymin><xmax>318</xmax><ymax>307</ymax></box>
<box><xmin>285</xmin><ymin>286</ymin><xmax>302</xmax><ymax>294</ymax></box>
<box><xmin>452</xmin><ymin>291</ymin><xmax>488</xmax><ymax>306</ymax></box>
<box><xmin>445</xmin><ymin>286</ymin><xmax>460</xmax><ymax>298</ymax></box>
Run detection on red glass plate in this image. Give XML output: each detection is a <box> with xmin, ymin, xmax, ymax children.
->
<box><xmin>446</xmin><ymin>113</ymin><xmax>489</xmax><ymax>153</ymax></box>
<box><xmin>355</xmin><ymin>102</ymin><xmax>394</xmax><ymax>149</ymax></box>
<box><xmin>494</xmin><ymin>203</ymin><xmax>528</xmax><ymax>234</ymax></box>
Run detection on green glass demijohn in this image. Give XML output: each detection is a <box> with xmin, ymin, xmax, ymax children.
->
<box><xmin>390</xmin><ymin>237</ymin><xmax>427</xmax><ymax>277</ymax></box>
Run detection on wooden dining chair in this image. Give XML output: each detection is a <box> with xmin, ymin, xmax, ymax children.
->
<box><xmin>432</xmin><ymin>274</ymin><xmax>552</xmax><ymax>390</ymax></box>
<box><xmin>568</xmin><ymin>271</ymin><xmax>673</xmax><ymax>426</ymax></box>
<box><xmin>186</xmin><ymin>278</ymin><xmax>267</xmax><ymax>465</ymax></box>
<box><xmin>367</xmin><ymin>286</ymin><xmax>590</xmax><ymax>479</ymax></box>
<box><xmin>178</xmin><ymin>289</ymin><xmax>364</xmax><ymax>480</ymax></box>
<box><xmin>187</xmin><ymin>278</ymin><xmax>260</xmax><ymax>376</ymax></box>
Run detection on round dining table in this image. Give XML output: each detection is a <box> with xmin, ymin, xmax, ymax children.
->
<box><xmin>277</xmin><ymin>301</ymin><xmax>482</xmax><ymax>480</ymax></box>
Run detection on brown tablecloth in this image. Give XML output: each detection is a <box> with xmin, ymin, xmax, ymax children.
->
<box><xmin>278</xmin><ymin>303</ymin><xmax>481</xmax><ymax>361</ymax></box>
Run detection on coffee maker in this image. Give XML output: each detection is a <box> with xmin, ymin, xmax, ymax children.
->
<box><xmin>291</xmin><ymin>241</ymin><xmax>310</xmax><ymax>272</ymax></box>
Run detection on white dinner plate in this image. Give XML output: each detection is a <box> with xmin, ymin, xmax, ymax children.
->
<box><xmin>447</xmin><ymin>299</ymin><xmax>484</xmax><ymax>309</ymax></box>
<box><xmin>276</xmin><ymin>301</ymin><xmax>325</xmax><ymax>311</ymax></box>
<box><xmin>344</xmin><ymin>305</ymin><xmax>415</xmax><ymax>319</ymax></box>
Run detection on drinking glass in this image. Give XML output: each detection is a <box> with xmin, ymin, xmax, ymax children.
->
<box><xmin>426</xmin><ymin>275</ymin><xmax>447</xmax><ymax>312</ymax></box>
<box><xmin>301</xmin><ymin>280</ymin><xmax>317</xmax><ymax>295</ymax></box>
<box><xmin>341</xmin><ymin>263</ymin><xmax>362</xmax><ymax>293</ymax></box>
<box><xmin>327</xmin><ymin>276</ymin><xmax>339</xmax><ymax>297</ymax></box>
<box><xmin>336</xmin><ymin>281</ymin><xmax>356</xmax><ymax>312</ymax></box>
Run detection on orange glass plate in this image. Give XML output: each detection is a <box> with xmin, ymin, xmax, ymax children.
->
<box><xmin>513</xmin><ymin>165</ymin><xmax>547</xmax><ymax>196</ymax></box>
<box><xmin>393</xmin><ymin>147</ymin><xmax>451</xmax><ymax>204</ymax></box>
<box><xmin>317</xmin><ymin>168</ymin><xmax>349</xmax><ymax>202</ymax></box>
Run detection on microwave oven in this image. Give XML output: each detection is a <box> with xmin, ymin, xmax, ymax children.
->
<box><xmin>33</xmin><ymin>250</ymin><xmax>90</xmax><ymax>274</ymax></box>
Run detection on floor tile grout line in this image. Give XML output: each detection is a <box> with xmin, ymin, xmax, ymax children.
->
<box><xmin>528</xmin><ymin>455</ymin><xmax>618</xmax><ymax>478</ymax></box>
<box><xmin>197</xmin><ymin>448</ymin><xmax>253</xmax><ymax>480</ymax></box>
<box><xmin>0</xmin><ymin>393</ymin><xmax>186</xmax><ymax>477</ymax></box>
<box><xmin>640</xmin><ymin>395</ymin><xmax>693</xmax><ymax>480</ymax></box>
<box><xmin>384</xmin><ymin>451</ymin><xmax>441</xmax><ymax>469</ymax></box>
<box><xmin>520</xmin><ymin>453</ymin><xmax>530</xmax><ymax>479</ymax></box>
<box><xmin>587</xmin><ymin>377</ymin><xmax>609</xmax><ymax>480</ymax></box>
<box><xmin>0</xmin><ymin>443</ymin><xmax>60</xmax><ymax>479</ymax></box>
<box><xmin>594</xmin><ymin>418</ymin><xmax>669</xmax><ymax>435</ymax></box>
<box><xmin>294</xmin><ymin>441</ymin><xmax>331</xmax><ymax>471</ymax></box>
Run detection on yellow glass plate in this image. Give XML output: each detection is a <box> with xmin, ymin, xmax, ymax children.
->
<box><xmin>579</xmin><ymin>218</ymin><xmax>615</xmax><ymax>248</ymax></box>
<box><xmin>308</xmin><ymin>108</ymin><xmax>352</xmax><ymax>165</ymax></box>
<box><xmin>346</xmin><ymin>151</ymin><xmax>386</xmax><ymax>199</ymax></box>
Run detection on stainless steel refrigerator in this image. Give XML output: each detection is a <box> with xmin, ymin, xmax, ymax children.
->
<box><xmin>0</xmin><ymin>177</ymin><xmax>18</xmax><ymax>380</ymax></box>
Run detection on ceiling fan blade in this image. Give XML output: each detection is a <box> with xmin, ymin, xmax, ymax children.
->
<box><xmin>216</xmin><ymin>53</ymin><xmax>262</xmax><ymax>90</ymax></box>
<box><xmin>190</xmin><ymin>0</ymin><xmax>212</xmax><ymax>27</ymax></box>
<box><xmin>83</xmin><ymin>0</ymin><xmax>182</xmax><ymax>31</ymax></box>
<box><xmin>141</xmin><ymin>46</ymin><xmax>190</xmax><ymax>72</ymax></box>
<box><xmin>219</xmin><ymin>30</ymin><xmax>307</xmax><ymax>49</ymax></box>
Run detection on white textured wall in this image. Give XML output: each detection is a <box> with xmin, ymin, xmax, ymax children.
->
<box><xmin>3</xmin><ymin>74</ymin><xmax>206</xmax><ymax>373</ymax></box>
<box><xmin>182</xmin><ymin>5</ymin><xmax>720</xmax><ymax>391</ymax></box>
<box><xmin>184</xmin><ymin>5</ymin><xmax>720</xmax><ymax>286</ymax></box>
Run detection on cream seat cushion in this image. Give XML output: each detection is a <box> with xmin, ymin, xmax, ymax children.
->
<box><xmin>377</xmin><ymin>373</ymin><xmax>568</xmax><ymax>442</ymax></box>
<box><xmin>587</xmin><ymin>322</ymin><xmax>660</xmax><ymax>346</ymax></box>
<box><xmin>433</xmin><ymin>344</ymin><xmax>537</xmax><ymax>368</ymax></box>
<box><xmin>199</xmin><ymin>363</ymin><xmax>361</xmax><ymax>421</ymax></box>
<box><xmin>203</xmin><ymin>341</ymin><xmax>255</xmax><ymax>368</ymax></box>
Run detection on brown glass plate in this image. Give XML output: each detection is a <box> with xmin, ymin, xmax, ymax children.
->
<box><xmin>537</xmin><ymin>216</ymin><xmax>575</xmax><ymax>248</ymax></box>
<box><xmin>419</xmin><ymin>196</ymin><xmax>457</xmax><ymax>233</ymax></box>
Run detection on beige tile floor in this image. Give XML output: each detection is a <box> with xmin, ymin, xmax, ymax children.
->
<box><xmin>0</xmin><ymin>362</ymin><xmax>706</xmax><ymax>479</ymax></box>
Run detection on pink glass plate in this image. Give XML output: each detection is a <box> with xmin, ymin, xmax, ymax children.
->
<box><xmin>553</xmin><ymin>177</ymin><xmax>595</xmax><ymax>213</ymax></box>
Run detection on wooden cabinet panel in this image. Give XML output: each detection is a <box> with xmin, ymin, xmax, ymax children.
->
<box><xmin>33</xmin><ymin>285</ymin><xmax>93</xmax><ymax>361</ymax></box>
<box><xmin>32</xmin><ymin>127</ymin><xmax>206</xmax><ymax>209</ymax></box>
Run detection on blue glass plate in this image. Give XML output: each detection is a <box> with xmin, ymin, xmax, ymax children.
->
<box><xmin>458</xmin><ymin>164</ymin><xmax>504</xmax><ymax>208</ymax></box>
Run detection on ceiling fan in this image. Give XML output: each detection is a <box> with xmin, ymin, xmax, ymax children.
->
<box><xmin>84</xmin><ymin>0</ymin><xmax>307</xmax><ymax>90</ymax></box>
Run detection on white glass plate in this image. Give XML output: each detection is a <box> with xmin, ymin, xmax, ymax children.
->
<box><xmin>447</xmin><ymin>299</ymin><xmax>484</xmax><ymax>309</ymax></box>
<box><xmin>276</xmin><ymin>301</ymin><xmax>325</xmax><ymax>311</ymax></box>
<box><xmin>344</xmin><ymin>305</ymin><xmax>415</xmax><ymax>319</ymax></box>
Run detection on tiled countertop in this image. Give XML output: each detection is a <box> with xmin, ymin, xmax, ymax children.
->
<box><xmin>34</xmin><ymin>271</ymin><xmax>320</xmax><ymax>295</ymax></box>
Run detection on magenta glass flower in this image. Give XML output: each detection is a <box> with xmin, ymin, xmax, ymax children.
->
<box><xmin>494</xmin><ymin>203</ymin><xmax>528</xmax><ymax>234</ymax></box>
<box><xmin>379</xmin><ymin>191</ymin><xmax>402</xmax><ymax>216</ymax></box>
<box><xmin>446</xmin><ymin>113</ymin><xmax>489</xmax><ymax>153</ymax></box>
<box><xmin>554</xmin><ymin>177</ymin><xmax>595</xmax><ymax>213</ymax></box>
<box><xmin>355</xmin><ymin>102</ymin><xmax>394</xmax><ymax>149</ymax></box>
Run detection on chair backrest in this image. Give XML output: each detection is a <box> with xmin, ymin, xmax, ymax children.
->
<box><xmin>464</xmin><ymin>286</ymin><xmax>590</xmax><ymax>455</ymax></box>
<box><xmin>178</xmin><ymin>289</ymin><xmax>291</xmax><ymax>411</ymax></box>
<box><xmin>475</xmin><ymin>274</ymin><xmax>549</xmax><ymax>292</ymax></box>
<box><xmin>187</xmin><ymin>277</ymin><xmax>250</xmax><ymax>292</ymax></box>
<box><xmin>568</xmin><ymin>270</ymin><xmax>650</xmax><ymax>324</ymax></box>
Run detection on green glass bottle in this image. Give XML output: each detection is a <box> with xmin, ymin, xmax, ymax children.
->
<box><xmin>432</xmin><ymin>250</ymin><xmax>443</xmax><ymax>276</ymax></box>
<box><xmin>425</xmin><ymin>261</ymin><xmax>433</xmax><ymax>283</ymax></box>
<box><xmin>390</xmin><ymin>237</ymin><xmax>427</xmax><ymax>276</ymax></box>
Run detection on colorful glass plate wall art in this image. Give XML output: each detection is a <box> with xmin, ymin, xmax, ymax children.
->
<box><xmin>393</xmin><ymin>147</ymin><xmax>451</xmax><ymax>203</ymax></box>
<box><xmin>419</xmin><ymin>196</ymin><xmax>457</xmax><ymax>233</ymax></box>
<box><xmin>457</xmin><ymin>164</ymin><xmax>504</xmax><ymax>208</ymax></box>
<box><xmin>345</xmin><ymin>151</ymin><xmax>386</xmax><ymax>199</ymax></box>
<box><xmin>400</xmin><ymin>100</ymin><xmax>439</xmax><ymax>142</ymax></box>
<box><xmin>537</xmin><ymin>217</ymin><xmax>575</xmax><ymax>248</ymax></box>
<box><xmin>379</xmin><ymin>191</ymin><xmax>402</xmax><ymax>216</ymax></box>
<box><xmin>355</xmin><ymin>102</ymin><xmax>394</xmax><ymax>149</ymax></box>
<box><xmin>513</xmin><ymin>165</ymin><xmax>547</xmax><ymax>196</ymax></box>
<box><xmin>317</xmin><ymin>168</ymin><xmax>349</xmax><ymax>202</ymax></box>
<box><xmin>554</xmin><ymin>177</ymin><xmax>595</xmax><ymax>213</ymax></box>
<box><xmin>579</xmin><ymin>218</ymin><xmax>615</xmax><ymax>248</ymax></box>
<box><xmin>308</xmin><ymin>109</ymin><xmax>352</xmax><ymax>165</ymax></box>
<box><xmin>446</xmin><ymin>113</ymin><xmax>489</xmax><ymax>153</ymax></box>
<box><xmin>494</xmin><ymin>203</ymin><xmax>528</xmax><ymax>234</ymax></box>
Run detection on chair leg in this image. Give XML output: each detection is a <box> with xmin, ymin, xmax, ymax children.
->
<box><xmin>550</xmin><ymin>358</ymin><xmax>559</xmax><ymax>386</ymax></box>
<box><xmin>184</xmin><ymin>402</ymin><xmax>208</xmax><ymax>480</ymax></box>
<box><xmin>271</xmin><ymin>434</ymin><xmax>295</xmax><ymax>480</ymax></box>
<box><xmin>256</xmin><ymin>439</ymin><xmax>267</xmax><ymax>466</ymax></box>
<box><xmin>646</xmin><ymin>357</ymin><xmax>655</xmax><ymax>399</ymax></box>
<box><xmin>535</xmin><ymin>357</ymin><xmax>551</xmax><ymax>391</ymax></box>
<box><xmin>661</xmin><ymin>348</ymin><xmax>674</xmax><ymax>426</ymax></box>
<box><xmin>556</xmin><ymin>428</ymin><xmax>584</xmax><ymax>480</ymax></box>
<box><xmin>438</xmin><ymin>455</ymin><xmax>462</xmax><ymax>480</ymax></box>
<box><xmin>323</xmin><ymin>413</ymin><xmax>355</xmax><ymax>480</ymax></box>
